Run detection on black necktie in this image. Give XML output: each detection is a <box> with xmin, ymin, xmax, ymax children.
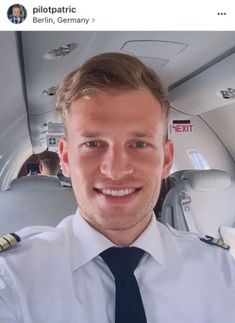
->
<box><xmin>100</xmin><ymin>247</ymin><xmax>147</xmax><ymax>323</ymax></box>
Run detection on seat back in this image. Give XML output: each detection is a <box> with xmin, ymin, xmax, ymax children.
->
<box><xmin>161</xmin><ymin>169</ymin><xmax>235</xmax><ymax>238</ymax></box>
<box><xmin>0</xmin><ymin>176</ymin><xmax>77</xmax><ymax>235</ymax></box>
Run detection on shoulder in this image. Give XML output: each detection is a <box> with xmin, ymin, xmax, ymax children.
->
<box><xmin>0</xmin><ymin>215</ymin><xmax>73</xmax><ymax>255</ymax></box>
<box><xmin>0</xmin><ymin>227</ymin><xmax>59</xmax><ymax>257</ymax></box>
<box><xmin>0</xmin><ymin>216</ymin><xmax>74</xmax><ymax>282</ymax></box>
<box><xmin>167</xmin><ymin>224</ymin><xmax>230</xmax><ymax>249</ymax></box>
<box><xmin>158</xmin><ymin>221</ymin><xmax>233</xmax><ymax>261</ymax></box>
<box><xmin>0</xmin><ymin>217</ymin><xmax>75</xmax><ymax>297</ymax></box>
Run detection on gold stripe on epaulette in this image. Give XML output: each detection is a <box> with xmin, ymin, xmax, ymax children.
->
<box><xmin>0</xmin><ymin>233</ymin><xmax>19</xmax><ymax>251</ymax></box>
<box><xmin>200</xmin><ymin>235</ymin><xmax>230</xmax><ymax>250</ymax></box>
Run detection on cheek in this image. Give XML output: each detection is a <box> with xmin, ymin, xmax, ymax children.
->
<box><xmin>68</xmin><ymin>151</ymin><xmax>99</xmax><ymax>182</ymax></box>
<box><xmin>139</xmin><ymin>149</ymin><xmax>164</xmax><ymax>169</ymax></box>
<box><xmin>139</xmin><ymin>151</ymin><xmax>165</xmax><ymax>185</ymax></box>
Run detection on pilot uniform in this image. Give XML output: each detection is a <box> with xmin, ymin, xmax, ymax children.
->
<box><xmin>0</xmin><ymin>210</ymin><xmax>234</xmax><ymax>323</ymax></box>
<box><xmin>9</xmin><ymin>16</ymin><xmax>24</xmax><ymax>24</ymax></box>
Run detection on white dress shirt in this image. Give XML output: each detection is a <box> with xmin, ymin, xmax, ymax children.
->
<box><xmin>0</xmin><ymin>210</ymin><xmax>234</xmax><ymax>323</ymax></box>
<box><xmin>220</xmin><ymin>226</ymin><xmax>235</xmax><ymax>258</ymax></box>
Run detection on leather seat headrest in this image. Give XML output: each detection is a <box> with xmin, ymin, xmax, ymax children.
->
<box><xmin>182</xmin><ymin>169</ymin><xmax>231</xmax><ymax>191</ymax></box>
<box><xmin>10</xmin><ymin>176</ymin><xmax>62</xmax><ymax>190</ymax></box>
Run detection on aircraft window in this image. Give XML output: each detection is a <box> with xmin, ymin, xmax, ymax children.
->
<box><xmin>188</xmin><ymin>150</ymin><xmax>210</xmax><ymax>170</ymax></box>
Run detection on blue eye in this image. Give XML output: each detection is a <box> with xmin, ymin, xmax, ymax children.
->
<box><xmin>85</xmin><ymin>141</ymin><xmax>99</xmax><ymax>147</ymax></box>
<box><xmin>132</xmin><ymin>141</ymin><xmax>147</xmax><ymax>148</ymax></box>
<box><xmin>84</xmin><ymin>140</ymin><xmax>107</xmax><ymax>148</ymax></box>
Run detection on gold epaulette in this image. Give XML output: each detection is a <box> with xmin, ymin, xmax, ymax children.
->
<box><xmin>0</xmin><ymin>233</ymin><xmax>21</xmax><ymax>252</ymax></box>
<box><xmin>200</xmin><ymin>235</ymin><xmax>230</xmax><ymax>250</ymax></box>
<box><xmin>0</xmin><ymin>226</ymin><xmax>60</xmax><ymax>253</ymax></box>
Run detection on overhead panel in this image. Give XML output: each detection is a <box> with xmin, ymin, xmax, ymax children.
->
<box><xmin>201</xmin><ymin>104</ymin><xmax>235</xmax><ymax>162</ymax></box>
<box><xmin>169</xmin><ymin>52</ymin><xmax>235</xmax><ymax>115</ymax></box>
<box><xmin>121</xmin><ymin>40</ymin><xmax>187</xmax><ymax>69</ymax></box>
<box><xmin>121</xmin><ymin>40</ymin><xmax>188</xmax><ymax>85</ymax></box>
<box><xmin>121</xmin><ymin>40</ymin><xmax>188</xmax><ymax>58</ymax></box>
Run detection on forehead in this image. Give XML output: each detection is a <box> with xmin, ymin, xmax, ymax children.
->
<box><xmin>68</xmin><ymin>89</ymin><xmax>163</xmax><ymax>128</ymax></box>
<box><xmin>67</xmin><ymin>89</ymin><xmax>165</xmax><ymax>137</ymax></box>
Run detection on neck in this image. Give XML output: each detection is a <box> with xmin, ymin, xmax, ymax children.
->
<box><xmin>87</xmin><ymin>213</ymin><xmax>152</xmax><ymax>246</ymax></box>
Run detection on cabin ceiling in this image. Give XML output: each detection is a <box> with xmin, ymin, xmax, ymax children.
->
<box><xmin>2</xmin><ymin>31</ymin><xmax>235</xmax><ymax>154</ymax></box>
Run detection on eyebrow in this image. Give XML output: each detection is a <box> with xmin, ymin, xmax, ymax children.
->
<box><xmin>79</xmin><ymin>131</ymin><xmax>102</xmax><ymax>138</ymax></box>
<box><xmin>128</xmin><ymin>131</ymin><xmax>154</xmax><ymax>138</ymax></box>
<box><xmin>79</xmin><ymin>131</ymin><xmax>154</xmax><ymax>138</ymax></box>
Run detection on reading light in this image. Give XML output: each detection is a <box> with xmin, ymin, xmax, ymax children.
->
<box><xmin>42</xmin><ymin>86</ymin><xmax>58</xmax><ymax>96</ymax></box>
<box><xmin>220</xmin><ymin>88</ymin><xmax>235</xmax><ymax>99</ymax></box>
<box><xmin>44</xmin><ymin>43</ymin><xmax>77</xmax><ymax>59</ymax></box>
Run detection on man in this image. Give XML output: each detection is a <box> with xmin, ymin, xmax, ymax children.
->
<box><xmin>38</xmin><ymin>150</ymin><xmax>71</xmax><ymax>186</ymax></box>
<box><xmin>0</xmin><ymin>53</ymin><xmax>234</xmax><ymax>322</ymax></box>
<box><xmin>9</xmin><ymin>4</ymin><xmax>24</xmax><ymax>24</ymax></box>
<box><xmin>38</xmin><ymin>150</ymin><xmax>60</xmax><ymax>176</ymax></box>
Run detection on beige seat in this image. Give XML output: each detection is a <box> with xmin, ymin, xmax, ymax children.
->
<box><xmin>161</xmin><ymin>169</ymin><xmax>235</xmax><ymax>238</ymax></box>
<box><xmin>0</xmin><ymin>175</ymin><xmax>77</xmax><ymax>235</ymax></box>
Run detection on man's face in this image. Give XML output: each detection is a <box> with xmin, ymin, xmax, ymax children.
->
<box><xmin>59</xmin><ymin>89</ymin><xmax>173</xmax><ymax>238</ymax></box>
<box><xmin>12</xmin><ymin>7</ymin><xmax>21</xmax><ymax>18</ymax></box>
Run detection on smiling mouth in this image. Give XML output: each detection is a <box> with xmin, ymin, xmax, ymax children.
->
<box><xmin>95</xmin><ymin>188</ymin><xmax>141</xmax><ymax>197</ymax></box>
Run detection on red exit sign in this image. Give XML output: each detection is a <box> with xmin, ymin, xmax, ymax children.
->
<box><xmin>169</xmin><ymin>120</ymin><xmax>193</xmax><ymax>133</ymax></box>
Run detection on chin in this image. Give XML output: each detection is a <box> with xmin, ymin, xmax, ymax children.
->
<box><xmin>99</xmin><ymin>210</ymin><xmax>150</xmax><ymax>230</ymax></box>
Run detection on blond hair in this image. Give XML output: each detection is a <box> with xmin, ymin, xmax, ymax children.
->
<box><xmin>56</xmin><ymin>52</ymin><xmax>170</xmax><ymax>133</ymax></box>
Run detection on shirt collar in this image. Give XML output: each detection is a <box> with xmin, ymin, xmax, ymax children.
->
<box><xmin>131</xmin><ymin>214</ymin><xmax>166</xmax><ymax>266</ymax></box>
<box><xmin>70</xmin><ymin>209</ymin><xmax>167</xmax><ymax>271</ymax></box>
<box><xmin>70</xmin><ymin>209</ymin><xmax>115</xmax><ymax>270</ymax></box>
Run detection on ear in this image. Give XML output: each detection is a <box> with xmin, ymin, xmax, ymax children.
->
<box><xmin>162</xmin><ymin>139</ymin><xmax>174</xmax><ymax>179</ymax></box>
<box><xmin>58</xmin><ymin>137</ymin><xmax>71</xmax><ymax>177</ymax></box>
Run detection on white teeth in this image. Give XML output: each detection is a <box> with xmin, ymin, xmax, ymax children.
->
<box><xmin>101</xmin><ymin>188</ymin><xmax>135</xmax><ymax>197</ymax></box>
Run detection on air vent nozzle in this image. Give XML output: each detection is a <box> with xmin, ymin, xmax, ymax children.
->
<box><xmin>42</xmin><ymin>86</ymin><xmax>58</xmax><ymax>96</ymax></box>
<box><xmin>44</xmin><ymin>43</ymin><xmax>77</xmax><ymax>59</ymax></box>
<box><xmin>220</xmin><ymin>88</ymin><xmax>235</xmax><ymax>99</ymax></box>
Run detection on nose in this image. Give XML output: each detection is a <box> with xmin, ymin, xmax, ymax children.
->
<box><xmin>100</xmin><ymin>146</ymin><xmax>133</xmax><ymax>180</ymax></box>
